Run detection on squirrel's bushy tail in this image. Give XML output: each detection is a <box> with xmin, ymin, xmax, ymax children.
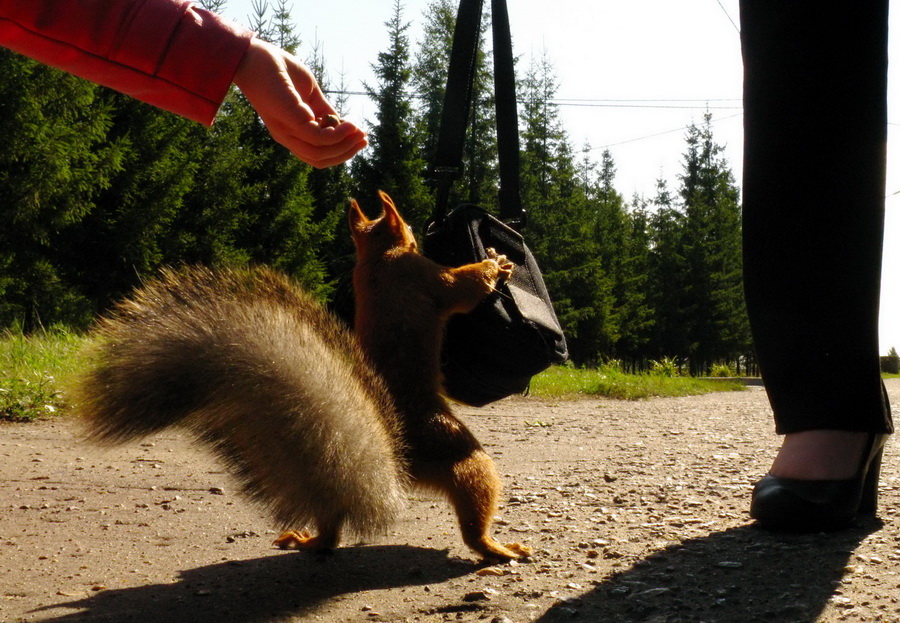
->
<box><xmin>72</xmin><ymin>266</ymin><xmax>406</xmax><ymax>537</ymax></box>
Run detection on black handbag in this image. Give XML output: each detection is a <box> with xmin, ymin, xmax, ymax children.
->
<box><xmin>423</xmin><ymin>0</ymin><xmax>568</xmax><ymax>406</ymax></box>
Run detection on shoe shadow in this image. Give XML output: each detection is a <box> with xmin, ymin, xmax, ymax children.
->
<box><xmin>536</xmin><ymin>519</ymin><xmax>883</xmax><ymax>623</ymax></box>
<box><xmin>31</xmin><ymin>545</ymin><xmax>473</xmax><ymax>623</ymax></box>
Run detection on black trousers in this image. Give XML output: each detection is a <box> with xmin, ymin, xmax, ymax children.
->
<box><xmin>739</xmin><ymin>0</ymin><xmax>892</xmax><ymax>434</ymax></box>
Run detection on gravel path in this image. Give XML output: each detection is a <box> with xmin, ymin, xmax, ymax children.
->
<box><xmin>2</xmin><ymin>380</ymin><xmax>899</xmax><ymax>622</ymax></box>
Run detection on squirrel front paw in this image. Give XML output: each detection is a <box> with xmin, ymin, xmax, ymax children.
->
<box><xmin>485</xmin><ymin>248</ymin><xmax>514</xmax><ymax>282</ymax></box>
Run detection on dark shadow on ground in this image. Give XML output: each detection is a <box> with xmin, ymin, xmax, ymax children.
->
<box><xmin>32</xmin><ymin>545</ymin><xmax>472</xmax><ymax>623</ymax></box>
<box><xmin>536</xmin><ymin>520</ymin><xmax>883</xmax><ymax>623</ymax></box>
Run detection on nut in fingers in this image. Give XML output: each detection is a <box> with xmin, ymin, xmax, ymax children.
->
<box><xmin>317</xmin><ymin>114</ymin><xmax>341</xmax><ymax>128</ymax></box>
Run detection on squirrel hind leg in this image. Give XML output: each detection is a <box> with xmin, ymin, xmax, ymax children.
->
<box><xmin>444</xmin><ymin>450</ymin><xmax>532</xmax><ymax>562</ymax></box>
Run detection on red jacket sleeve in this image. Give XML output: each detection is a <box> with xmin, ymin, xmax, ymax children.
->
<box><xmin>0</xmin><ymin>0</ymin><xmax>254</xmax><ymax>126</ymax></box>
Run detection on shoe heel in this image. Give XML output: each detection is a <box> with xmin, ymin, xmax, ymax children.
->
<box><xmin>858</xmin><ymin>447</ymin><xmax>883</xmax><ymax>515</ymax></box>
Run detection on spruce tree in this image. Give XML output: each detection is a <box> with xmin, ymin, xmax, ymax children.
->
<box><xmin>57</xmin><ymin>92</ymin><xmax>203</xmax><ymax>313</ymax></box>
<box><xmin>647</xmin><ymin>176</ymin><xmax>691</xmax><ymax>362</ymax></box>
<box><xmin>620</xmin><ymin>194</ymin><xmax>654</xmax><ymax>366</ymax></box>
<box><xmin>353</xmin><ymin>0</ymin><xmax>431</xmax><ymax>226</ymax></box>
<box><xmin>593</xmin><ymin>149</ymin><xmax>654</xmax><ymax>366</ymax></box>
<box><xmin>593</xmin><ymin>149</ymin><xmax>629</xmax><ymax>355</ymax></box>
<box><xmin>413</xmin><ymin>0</ymin><xmax>498</xmax><ymax>209</ymax></box>
<box><xmin>519</xmin><ymin>53</ymin><xmax>613</xmax><ymax>365</ymax></box>
<box><xmin>678</xmin><ymin>113</ymin><xmax>749</xmax><ymax>373</ymax></box>
<box><xmin>0</xmin><ymin>50</ymin><xmax>124</xmax><ymax>329</ymax></box>
<box><xmin>210</xmin><ymin>0</ymin><xmax>332</xmax><ymax>297</ymax></box>
<box><xmin>306</xmin><ymin>41</ymin><xmax>358</xmax><ymax>319</ymax></box>
<box><xmin>413</xmin><ymin>0</ymin><xmax>458</xmax><ymax>166</ymax></box>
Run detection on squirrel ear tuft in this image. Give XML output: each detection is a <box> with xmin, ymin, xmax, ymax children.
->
<box><xmin>378</xmin><ymin>191</ymin><xmax>404</xmax><ymax>230</ymax></box>
<box><xmin>348</xmin><ymin>199</ymin><xmax>370</xmax><ymax>235</ymax></box>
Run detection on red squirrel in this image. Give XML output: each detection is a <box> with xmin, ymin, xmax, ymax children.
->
<box><xmin>73</xmin><ymin>192</ymin><xmax>530</xmax><ymax>562</ymax></box>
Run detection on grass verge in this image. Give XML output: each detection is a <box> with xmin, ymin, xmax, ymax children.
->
<box><xmin>529</xmin><ymin>364</ymin><xmax>748</xmax><ymax>400</ymax></box>
<box><xmin>18</xmin><ymin>329</ymin><xmax>866</xmax><ymax>419</ymax></box>
<box><xmin>0</xmin><ymin>332</ymin><xmax>751</xmax><ymax>421</ymax></box>
<box><xmin>1</xmin><ymin>326</ymin><xmax>84</xmax><ymax>422</ymax></box>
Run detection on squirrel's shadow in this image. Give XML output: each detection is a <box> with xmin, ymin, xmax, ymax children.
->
<box><xmin>33</xmin><ymin>545</ymin><xmax>472</xmax><ymax>623</ymax></box>
<box><xmin>536</xmin><ymin>519</ymin><xmax>883</xmax><ymax>623</ymax></box>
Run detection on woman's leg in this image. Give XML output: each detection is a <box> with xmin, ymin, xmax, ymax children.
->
<box><xmin>740</xmin><ymin>0</ymin><xmax>892</xmax><ymax>439</ymax></box>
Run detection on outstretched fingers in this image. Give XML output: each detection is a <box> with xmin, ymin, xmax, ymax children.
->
<box><xmin>233</xmin><ymin>38</ymin><xmax>367</xmax><ymax>167</ymax></box>
<box><xmin>270</xmin><ymin>118</ymin><xmax>368</xmax><ymax>169</ymax></box>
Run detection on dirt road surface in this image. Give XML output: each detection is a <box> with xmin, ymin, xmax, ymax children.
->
<box><xmin>2</xmin><ymin>380</ymin><xmax>900</xmax><ymax>622</ymax></box>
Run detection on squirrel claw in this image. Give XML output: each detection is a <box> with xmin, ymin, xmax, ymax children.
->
<box><xmin>475</xmin><ymin>538</ymin><xmax>532</xmax><ymax>562</ymax></box>
<box><xmin>273</xmin><ymin>529</ymin><xmax>318</xmax><ymax>550</ymax></box>
<box><xmin>485</xmin><ymin>248</ymin><xmax>514</xmax><ymax>278</ymax></box>
<box><xmin>494</xmin><ymin>542</ymin><xmax>532</xmax><ymax>561</ymax></box>
<box><xmin>504</xmin><ymin>542</ymin><xmax>532</xmax><ymax>558</ymax></box>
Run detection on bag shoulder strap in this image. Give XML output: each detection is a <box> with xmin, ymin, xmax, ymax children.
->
<box><xmin>430</xmin><ymin>0</ymin><xmax>525</xmax><ymax>230</ymax></box>
<box><xmin>490</xmin><ymin>0</ymin><xmax>523</xmax><ymax>228</ymax></box>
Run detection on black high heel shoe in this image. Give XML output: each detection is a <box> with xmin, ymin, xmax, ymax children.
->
<box><xmin>750</xmin><ymin>433</ymin><xmax>889</xmax><ymax>532</ymax></box>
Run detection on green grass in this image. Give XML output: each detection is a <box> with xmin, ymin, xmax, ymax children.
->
<box><xmin>0</xmin><ymin>329</ymin><xmax>752</xmax><ymax>421</ymax></box>
<box><xmin>0</xmin><ymin>325</ymin><xmax>84</xmax><ymax>422</ymax></box>
<box><xmin>29</xmin><ymin>327</ymin><xmax>894</xmax><ymax>419</ymax></box>
<box><xmin>529</xmin><ymin>364</ymin><xmax>748</xmax><ymax>400</ymax></box>
<box><xmin>0</xmin><ymin>328</ymin><xmax>752</xmax><ymax>420</ymax></box>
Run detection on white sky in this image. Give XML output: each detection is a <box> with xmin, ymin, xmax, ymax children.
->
<box><xmin>223</xmin><ymin>0</ymin><xmax>900</xmax><ymax>355</ymax></box>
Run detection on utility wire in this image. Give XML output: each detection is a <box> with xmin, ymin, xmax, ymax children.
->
<box><xmin>326</xmin><ymin>89</ymin><xmax>743</xmax><ymax>110</ymax></box>
<box><xmin>714</xmin><ymin>0</ymin><xmax>740</xmax><ymax>34</ymax></box>
<box><xmin>553</xmin><ymin>100</ymin><xmax>742</xmax><ymax>111</ymax></box>
<box><xmin>590</xmin><ymin>112</ymin><xmax>745</xmax><ymax>150</ymax></box>
<box><xmin>326</xmin><ymin>86</ymin><xmax>746</xmax><ymax>148</ymax></box>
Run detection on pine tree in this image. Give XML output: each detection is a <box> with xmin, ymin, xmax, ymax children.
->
<box><xmin>171</xmin><ymin>87</ymin><xmax>260</xmax><ymax>269</ymax></box>
<box><xmin>263</xmin><ymin>0</ymin><xmax>302</xmax><ymax>51</ymax></box>
<box><xmin>519</xmin><ymin>51</ymin><xmax>562</xmax><ymax>204</ymax></box>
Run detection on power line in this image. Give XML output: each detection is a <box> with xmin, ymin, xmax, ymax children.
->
<box><xmin>552</xmin><ymin>99</ymin><xmax>742</xmax><ymax>111</ymax></box>
<box><xmin>325</xmin><ymin>86</ymin><xmax>747</xmax><ymax>148</ymax></box>
<box><xmin>589</xmin><ymin>112</ymin><xmax>745</xmax><ymax>150</ymax></box>
<box><xmin>714</xmin><ymin>0</ymin><xmax>741</xmax><ymax>34</ymax></box>
<box><xmin>552</xmin><ymin>98</ymin><xmax>741</xmax><ymax>103</ymax></box>
<box><xmin>325</xmin><ymin>89</ymin><xmax>743</xmax><ymax>110</ymax></box>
